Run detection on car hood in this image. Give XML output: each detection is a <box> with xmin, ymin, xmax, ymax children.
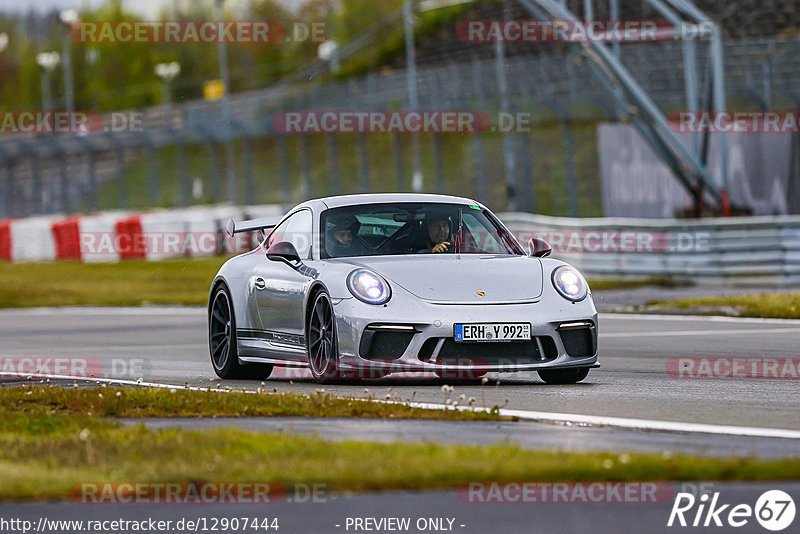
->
<box><xmin>346</xmin><ymin>255</ymin><xmax>543</xmax><ymax>304</ymax></box>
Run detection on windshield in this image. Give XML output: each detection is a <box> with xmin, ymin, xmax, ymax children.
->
<box><xmin>320</xmin><ymin>202</ymin><xmax>524</xmax><ymax>259</ymax></box>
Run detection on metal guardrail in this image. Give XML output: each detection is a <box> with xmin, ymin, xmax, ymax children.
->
<box><xmin>3</xmin><ymin>203</ymin><xmax>800</xmax><ymax>285</ymax></box>
<box><xmin>502</xmin><ymin>212</ymin><xmax>800</xmax><ymax>284</ymax></box>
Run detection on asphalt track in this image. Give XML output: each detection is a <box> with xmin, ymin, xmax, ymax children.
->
<box><xmin>2</xmin><ymin>306</ymin><xmax>800</xmax><ymax>429</ymax></box>
<box><xmin>2</xmin><ymin>307</ymin><xmax>800</xmax><ymax>452</ymax></box>
<box><xmin>3</xmin><ymin>306</ymin><xmax>800</xmax><ymax>533</ymax></box>
<box><xmin>3</xmin><ymin>483</ymin><xmax>800</xmax><ymax>534</ymax></box>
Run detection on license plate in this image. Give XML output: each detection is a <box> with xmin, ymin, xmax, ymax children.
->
<box><xmin>454</xmin><ymin>323</ymin><xmax>531</xmax><ymax>342</ymax></box>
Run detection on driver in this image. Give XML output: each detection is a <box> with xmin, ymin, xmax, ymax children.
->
<box><xmin>326</xmin><ymin>214</ymin><xmax>366</xmax><ymax>257</ymax></box>
<box><xmin>420</xmin><ymin>214</ymin><xmax>452</xmax><ymax>254</ymax></box>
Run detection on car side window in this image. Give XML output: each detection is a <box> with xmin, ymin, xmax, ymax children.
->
<box><xmin>267</xmin><ymin>210</ymin><xmax>313</xmax><ymax>259</ymax></box>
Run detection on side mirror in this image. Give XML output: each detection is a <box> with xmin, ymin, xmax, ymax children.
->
<box><xmin>267</xmin><ymin>241</ymin><xmax>301</xmax><ymax>266</ymax></box>
<box><xmin>528</xmin><ymin>237</ymin><xmax>552</xmax><ymax>258</ymax></box>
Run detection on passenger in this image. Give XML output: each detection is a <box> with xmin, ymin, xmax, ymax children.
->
<box><xmin>326</xmin><ymin>215</ymin><xmax>366</xmax><ymax>257</ymax></box>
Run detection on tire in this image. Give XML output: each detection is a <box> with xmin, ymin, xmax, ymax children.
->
<box><xmin>537</xmin><ymin>367</ymin><xmax>590</xmax><ymax>385</ymax></box>
<box><xmin>209</xmin><ymin>285</ymin><xmax>273</xmax><ymax>380</ymax></box>
<box><xmin>307</xmin><ymin>290</ymin><xmax>344</xmax><ymax>384</ymax></box>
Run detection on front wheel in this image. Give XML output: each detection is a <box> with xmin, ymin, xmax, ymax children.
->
<box><xmin>209</xmin><ymin>285</ymin><xmax>273</xmax><ymax>380</ymax></box>
<box><xmin>538</xmin><ymin>367</ymin><xmax>590</xmax><ymax>385</ymax></box>
<box><xmin>307</xmin><ymin>291</ymin><xmax>343</xmax><ymax>384</ymax></box>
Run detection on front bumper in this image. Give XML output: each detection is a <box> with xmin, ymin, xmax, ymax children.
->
<box><xmin>332</xmin><ymin>294</ymin><xmax>598</xmax><ymax>375</ymax></box>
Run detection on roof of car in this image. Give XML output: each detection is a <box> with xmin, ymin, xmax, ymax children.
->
<box><xmin>294</xmin><ymin>193</ymin><xmax>485</xmax><ymax>211</ymax></box>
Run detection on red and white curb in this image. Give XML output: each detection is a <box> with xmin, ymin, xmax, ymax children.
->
<box><xmin>0</xmin><ymin>204</ymin><xmax>283</xmax><ymax>262</ymax></box>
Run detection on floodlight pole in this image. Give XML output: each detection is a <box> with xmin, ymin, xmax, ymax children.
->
<box><xmin>216</xmin><ymin>0</ymin><xmax>238</xmax><ymax>204</ymax></box>
<box><xmin>60</xmin><ymin>10</ymin><xmax>78</xmax><ymax>113</ymax></box>
<box><xmin>404</xmin><ymin>0</ymin><xmax>423</xmax><ymax>193</ymax></box>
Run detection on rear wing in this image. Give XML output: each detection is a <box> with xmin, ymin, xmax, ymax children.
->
<box><xmin>225</xmin><ymin>216</ymin><xmax>281</xmax><ymax>237</ymax></box>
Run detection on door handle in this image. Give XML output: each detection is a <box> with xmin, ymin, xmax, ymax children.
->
<box><xmin>254</xmin><ymin>277</ymin><xmax>266</xmax><ymax>290</ymax></box>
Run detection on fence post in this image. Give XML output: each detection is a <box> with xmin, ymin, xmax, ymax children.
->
<box><xmin>231</xmin><ymin>119</ymin><xmax>255</xmax><ymax>203</ymax></box>
<box><xmin>207</xmin><ymin>142</ymin><xmax>222</xmax><ymax>203</ymax></box>
<box><xmin>31</xmin><ymin>154</ymin><xmax>42</xmax><ymax>215</ymax></box>
<box><xmin>300</xmin><ymin>135</ymin><xmax>312</xmax><ymax>200</ymax></box>
<box><xmin>0</xmin><ymin>160</ymin><xmax>10</xmax><ymax>218</ymax></box>
<box><xmin>243</xmin><ymin>137</ymin><xmax>255</xmax><ymax>202</ymax></box>
<box><xmin>495</xmin><ymin>31</ymin><xmax>516</xmax><ymax>210</ymax></box>
<box><xmin>517</xmin><ymin>128</ymin><xmax>534</xmax><ymax>213</ymax></box>
<box><xmin>471</xmin><ymin>59</ymin><xmax>487</xmax><ymax>203</ymax></box>
<box><xmin>177</xmin><ymin>137</ymin><xmax>189</xmax><ymax>208</ymax></box>
<box><xmin>86</xmin><ymin>148</ymin><xmax>98</xmax><ymax>213</ymax></box>
<box><xmin>327</xmin><ymin>134</ymin><xmax>340</xmax><ymax>195</ymax></box>
<box><xmin>278</xmin><ymin>136</ymin><xmax>291</xmax><ymax>203</ymax></box>
<box><xmin>115</xmin><ymin>145</ymin><xmax>128</xmax><ymax>210</ymax></box>
<box><xmin>561</xmin><ymin>115</ymin><xmax>579</xmax><ymax>218</ymax></box>
<box><xmin>59</xmin><ymin>151</ymin><xmax>71</xmax><ymax>214</ymax></box>
<box><xmin>394</xmin><ymin>133</ymin><xmax>405</xmax><ymax>192</ymax></box>
<box><xmin>433</xmin><ymin>133</ymin><xmax>444</xmax><ymax>194</ymax></box>
<box><xmin>357</xmin><ymin>132</ymin><xmax>370</xmax><ymax>192</ymax></box>
<box><xmin>146</xmin><ymin>149</ymin><xmax>158</xmax><ymax>207</ymax></box>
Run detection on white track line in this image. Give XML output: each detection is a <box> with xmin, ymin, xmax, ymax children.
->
<box><xmin>3</xmin><ymin>372</ymin><xmax>800</xmax><ymax>441</ymax></box>
<box><xmin>601</xmin><ymin>313</ymin><xmax>800</xmax><ymax>325</ymax></box>
<box><xmin>601</xmin><ymin>327</ymin><xmax>800</xmax><ymax>338</ymax></box>
<box><xmin>0</xmin><ymin>344</ymin><xmax>206</xmax><ymax>354</ymax></box>
<box><xmin>0</xmin><ymin>307</ymin><xmax>204</xmax><ymax>316</ymax></box>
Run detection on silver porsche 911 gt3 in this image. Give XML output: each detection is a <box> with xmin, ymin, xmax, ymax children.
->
<box><xmin>208</xmin><ymin>193</ymin><xmax>598</xmax><ymax>384</ymax></box>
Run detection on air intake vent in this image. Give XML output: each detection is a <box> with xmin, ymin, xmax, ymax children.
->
<box><xmin>359</xmin><ymin>328</ymin><xmax>415</xmax><ymax>360</ymax></box>
<box><xmin>559</xmin><ymin>327</ymin><xmax>595</xmax><ymax>357</ymax></box>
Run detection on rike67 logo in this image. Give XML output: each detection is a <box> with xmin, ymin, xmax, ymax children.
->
<box><xmin>668</xmin><ymin>490</ymin><xmax>795</xmax><ymax>531</ymax></box>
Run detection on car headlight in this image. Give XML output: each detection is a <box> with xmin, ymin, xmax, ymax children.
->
<box><xmin>347</xmin><ymin>269</ymin><xmax>392</xmax><ymax>305</ymax></box>
<box><xmin>552</xmin><ymin>266</ymin><xmax>588</xmax><ymax>302</ymax></box>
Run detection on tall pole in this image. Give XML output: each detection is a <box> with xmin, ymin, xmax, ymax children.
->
<box><xmin>60</xmin><ymin>10</ymin><xmax>78</xmax><ymax>113</ymax></box>
<box><xmin>155</xmin><ymin>61</ymin><xmax>180</xmax><ymax>110</ymax></box>
<box><xmin>710</xmin><ymin>25</ymin><xmax>729</xmax><ymax>200</ymax></box>
<box><xmin>62</xmin><ymin>33</ymin><xmax>74</xmax><ymax>112</ymax></box>
<box><xmin>36</xmin><ymin>52</ymin><xmax>60</xmax><ymax>112</ymax></box>
<box><xmin>496</xmin><ymin>3</ymin><xmax>516</xmax><ymax>211</ymax></box>
<box><xmin>403</xmin><ymin>0</ymin><xmax>423</xmax><ymax>193</ymax></box>
<box><xmin>0</xmin><ymin>33</ymin><xmax>7</xmax><ymax>109</ymax></box>
<box><xmin>41</xmin><ymin>71</ymin><xmax>53</xmax><ymax>111</ymax></box>
<box><xmin>216</xmin><ymin>0</ymin><xmax>237</xmax><ymax>204</ymax></box>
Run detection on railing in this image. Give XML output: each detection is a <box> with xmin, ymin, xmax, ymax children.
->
<box><xmin>504</xmin><ymin>212</ymin><xmax>800</xmax><ymax>284</ymax></box>
<box><xmin>3</xmin><ymin>204</ymin><xmax>800</xmax><ymax>285</ymax></box>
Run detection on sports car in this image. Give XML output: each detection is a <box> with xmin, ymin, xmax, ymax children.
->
<box><xmin>208</xmin><ymin>193</ymin><xmax>598</xmax><ymax>384</ymax></box>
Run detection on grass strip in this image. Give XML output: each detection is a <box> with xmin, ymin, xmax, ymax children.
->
<box><xmin>648</xmin><ymin>293</ymin><xmax>800</xmax><ymax>319</ymax></box>
<box><xmin>0</xmin><ymin>385</ymin><xmax>798</xmax><ymax>501</ymax></box>
<box><xmin>0</xmin><ymin>257</ymin><xmax>662</xmax><ymax>308</ymax></box>
<box><xmin>0</xmin><ymin>385</ymin><xmax>503</xmax><ymax>422</ymax></box>
<box><xmin>0</xmin><ymin>257</ymin><xmax>228</xmax><ymax>308</ymax></box>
